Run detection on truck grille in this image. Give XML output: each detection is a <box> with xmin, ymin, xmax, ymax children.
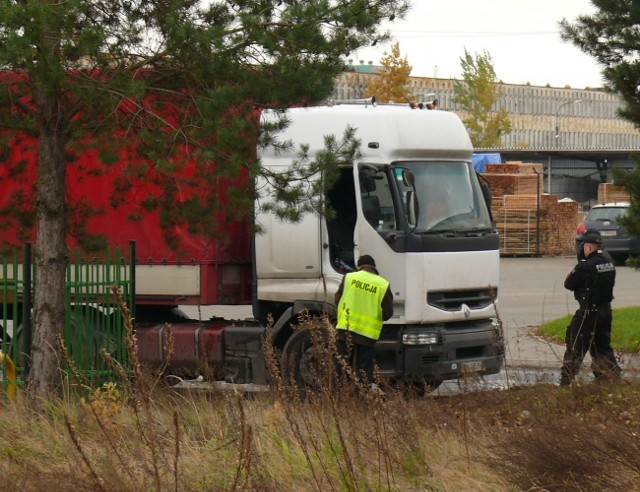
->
<box><xmin>427</xmin><ymin>288</ymin><xmax>496</xmax><ymax>311</ymax></box>
<box><xmin>421</xmin><ymin>354</ymin><xmax>441</xmax><ymax>364</ymax></box>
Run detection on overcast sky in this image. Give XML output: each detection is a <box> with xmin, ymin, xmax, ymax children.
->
<box><xmin>350</xmin><ymin>0</ymin><xmax>603</xmax><ymax>89</ymax></box>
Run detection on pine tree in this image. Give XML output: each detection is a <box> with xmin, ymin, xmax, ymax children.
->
<box><xmin>452</xmin><ymin>49</ymin><xmax>511</xmax><ymax>147</ymax></box>
<box><xmin>365</xmin><ymin>42</ymin><xmax>413</xmax><ymax>103</ymax></box>
<box><xmin>561</xmin><ymin>3</ymin><xmax>640</xmax><ymax>240</ymax></box>
<box><xmin>0</xmin><ymin>0</ymin><xmax>409</xmax><ymax>395</ymax></box>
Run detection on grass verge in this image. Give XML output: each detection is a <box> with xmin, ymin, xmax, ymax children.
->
<box><xmin>1</xmin><ymin>379</ymin><xmax>640</xmax><ymax>490</ymax></box>
<box><xmin>538</xmin><ymin>305</ymin><xmax>640</xmax><ymax>353</ymax></box>
<box><xmin>3</xmin><ymin>290</ymin><xmax>639</xmax><ymax>491</ymax></box>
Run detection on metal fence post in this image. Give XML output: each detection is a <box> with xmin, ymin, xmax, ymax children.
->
<box><xmin>130</xmin><ymin>240</ymin><xmax>136</xmax><ymax>324</ymax></box>
<box><xmin>23</xmin><ymin>242</ymin><xmax>32</xmax><ymax>378</ymax></box>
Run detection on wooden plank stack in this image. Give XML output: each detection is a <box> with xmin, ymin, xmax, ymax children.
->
<box><xmin>597</xmin><ymin>183</ymin><xmax>629</xmax><ymax>204</ymax></box>
<box><xmin>482</xmin><ymin>162</ymin><xmax>579</xmax><ymax>256</ymax></box>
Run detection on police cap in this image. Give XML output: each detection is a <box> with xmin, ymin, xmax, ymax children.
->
<box><xmin>357</xmin><ymin>254</ymin><xmax>376</xmax><ymax>268</ymax></box>
<box><xmin>584</xmin><ymin>233</ymin><xmax>603</xmax><ymax>245</ymax></box>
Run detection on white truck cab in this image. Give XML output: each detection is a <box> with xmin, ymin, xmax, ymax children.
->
<box><xmin>255</xmin><ymin>102</ymin><xmax>502</xmax><ymax>388</ymax></box>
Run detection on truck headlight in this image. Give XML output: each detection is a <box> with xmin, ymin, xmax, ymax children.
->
<box><xmin>402</xmin><ymin>331</ymin><xmax>439</xmax><ymax>345</ymax></box>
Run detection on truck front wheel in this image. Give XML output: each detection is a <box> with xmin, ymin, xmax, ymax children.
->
<box><xmin>280</xmin><ymin>325</ymin><xmax>332</xmax><ymax>394</ymax></box>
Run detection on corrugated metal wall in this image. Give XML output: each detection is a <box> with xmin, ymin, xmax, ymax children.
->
<box><xmin>332</xmin><ymin>73</ymin><xmax>640</xmax><ymax>150</ymax></box>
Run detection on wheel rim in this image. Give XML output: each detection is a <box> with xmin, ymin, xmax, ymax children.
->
<box><xmin>298</xmin><ymin>345</ymin><xmax>323</xmax><ymax>388</ymax></box>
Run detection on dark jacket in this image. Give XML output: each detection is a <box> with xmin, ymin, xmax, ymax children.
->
<box><xmin>565</xmin><ymin>249</ymin><xmax>616</xmax><ymax>308</ymax></box>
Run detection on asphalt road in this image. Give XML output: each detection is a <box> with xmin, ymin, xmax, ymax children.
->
<box><xmin>184</xmin><ymin>255</ymin><xmax>638</xmax><ymax>363</ymax></box>
<box><xmin>498</xmin><ymin>255</ymin><xmax>639</xmax><ymax>368</ymax></box>
<box><xmin>500</xmin><ymin>255</ymin><xmax>639</xmax><ymax>329</ymax></box>
<box><xmin>181</xmin><ymin>255</ymin><xmax>640</xmax><ymax>390</ymax></box>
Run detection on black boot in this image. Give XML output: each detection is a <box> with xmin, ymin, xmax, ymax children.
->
<box><xmin>559</xmin><ymin>376</ymin><xmax>573</xmax><ymax>386</ymax></box>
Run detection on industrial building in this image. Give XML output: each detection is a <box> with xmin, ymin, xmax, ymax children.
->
<box><xmin>333</xmin><ymin>71</ymin><xmax>640</xmax><ymax>209</ymax></box>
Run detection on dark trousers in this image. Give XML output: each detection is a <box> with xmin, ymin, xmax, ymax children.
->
<box><xmin>336</xmin><ymin>338</ymin><xmax>376</xmax><ymax>384</ymax></box>
<box><xmin>560</xmin><ymin>305</ymin><xmax>621</xmax><ymax>384</ymax></box>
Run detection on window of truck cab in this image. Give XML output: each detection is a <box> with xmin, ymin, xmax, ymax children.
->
<box><xmin>397</xmin><ymin>161</ymin><xmax>492</xmax><ymax>233</ymax></box>
<box><xmin>359</xmin><ymin>165</ymin><xmax>396</xmax><ymax>231</ymax></box>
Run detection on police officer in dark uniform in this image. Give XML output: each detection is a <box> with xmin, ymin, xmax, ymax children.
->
<box><xmin>576</xmin><ymin>228</ymin><xmax>613</xmax><ymax>262</ymax></box>
<box><xmin>560</xmin><ymin>233</ymin><xmax>621</xmax><ymax>385</ymax></box>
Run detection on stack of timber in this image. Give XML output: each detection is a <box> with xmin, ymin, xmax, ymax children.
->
<box><xmin>482</xmin><ymin>162</ymin><xmax>579</xmax><ymax>256</ymax></box>
<box><xmin>597</xmin><ymin>183</ymin><xmax>630</xmax><ymax>204</ymax></box>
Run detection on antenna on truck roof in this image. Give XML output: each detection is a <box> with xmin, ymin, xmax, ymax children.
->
<box><xmin>404</xmin><ymin>94</ymin><xmax>438</xmax><ymax>110</ymax></box>
<box><xmin>409</xmin><ymin>98</ymin><xmax>438</xmax><ymax>110</ymax></box>
<box><xmin>328</xmin><ymin>96</ymin><xmax>377</xmax><ymax>107</ymax></box>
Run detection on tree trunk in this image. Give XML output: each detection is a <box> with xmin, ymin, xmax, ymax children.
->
<box><xmin>28</xmin><ymin>91</ymin><xmax>69</xmax><ymax>397</ymax></box>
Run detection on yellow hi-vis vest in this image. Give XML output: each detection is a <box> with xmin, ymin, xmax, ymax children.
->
<box><xmin>336</xmin><ymin>270</ymin><xmax>389</xmax><ymax>341</ymax></box>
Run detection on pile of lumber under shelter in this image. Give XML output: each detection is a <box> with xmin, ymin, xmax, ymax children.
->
<box><xmin>597</xmin><ymin>183</ymin><xmax>629</xmax><ymax>204</ymax></box>
<box><xmin>482</xmin><ymin>162</ymin><xmax>579</xmax><ymax>256</ymax></box>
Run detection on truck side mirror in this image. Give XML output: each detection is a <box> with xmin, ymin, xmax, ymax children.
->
<box><xmin>361</xmin><ymin>175</ymin><xmax>376</xmax><ymax>194</ymax></box>
<box><xmin>477</xmin><ymin>173</ymin><xmax>493</xmax><ymax>222</ymax></box>
<box><xmin>406</xmin><ymin>190</ymin><xmax>419</xmax><ymax>227</ymax></box>
<box><xmin>402</xmin><ymin>169</ymin><xmax>415</xmax><ymax>188</ymax></box>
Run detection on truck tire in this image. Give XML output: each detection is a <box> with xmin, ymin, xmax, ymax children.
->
<box><xmin>280</xmin><ymin>324</ymin><xmax>331</xmax><ymax>394</ymax></box>
<box><xmin>410</xmin><ymin>379</ymin><xmax>443</xmax><ymax>396</ymax></box>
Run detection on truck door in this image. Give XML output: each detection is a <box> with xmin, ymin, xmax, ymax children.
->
<box><xmin>352</xmin><ymin>163</ymin><xmax>406</xmax><ymax>315</ymax></box>
<box><xmin>353</xmin><ymin>163</ymin><xmax>393</xmax><ymax>264</ymax></box>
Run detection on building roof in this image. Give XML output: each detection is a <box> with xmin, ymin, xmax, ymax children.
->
<box><xmin>476</xmin><ymin>148</ymin><xmax>640</xmax><ymax>164</ymax></box>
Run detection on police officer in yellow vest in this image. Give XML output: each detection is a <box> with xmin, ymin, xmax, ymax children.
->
<box><xmin>335</xmin><ymin>254</ymin><xmax>393</xmax><ymax>384</ymax></box>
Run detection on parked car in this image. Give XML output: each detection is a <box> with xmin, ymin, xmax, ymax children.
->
<box><xmin>576</xmin><ymin>202</ymin><xmax>640</xmax><ymax>263</ymax></box>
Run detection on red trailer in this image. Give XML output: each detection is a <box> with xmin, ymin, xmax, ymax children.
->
<box><xmin>1</xmin><ymin>130</ymin><xmax>258</xmax><ymax>381</ymax></box>
<box><xmin>0</xmin><ymin>131</ymin><xmax>253</xmax><ymax>307</ymax></box>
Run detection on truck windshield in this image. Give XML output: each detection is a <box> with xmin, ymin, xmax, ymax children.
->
<box><xmin>397</xmin><ymin>161</ymin><xmax>492</xmax><ymax>233</ymax></box>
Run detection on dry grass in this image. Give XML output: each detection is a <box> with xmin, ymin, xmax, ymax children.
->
<box><xmin>1</xmin><ymin>296</ymin><xmax>639</xmax><ymax>491</ymax></box>
<box><xmin>2</xmin><ymin>375</ymin><xmax>640</xmax><ymax>490</ymax></box>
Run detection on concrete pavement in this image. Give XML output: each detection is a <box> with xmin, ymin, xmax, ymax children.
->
<box><xmin>498</xmin><ymin>255</ymin><xmax>640</xmax><ymax>374</ymax></box>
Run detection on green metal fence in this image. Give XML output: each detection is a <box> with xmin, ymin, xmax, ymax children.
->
<box><xmin>64</xmin><ymin>246</ymin><xmax>133</xmax><ymax>382</ymax></box>
<box><xmin>0</xmin><ymin>246</ymin><xmax>24</xmax><ymax>398</ymax></box>
<box><xmin>0</xmin><ymin>243</ymin><xmax>134</xmax><ymax>396</ymax></box>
